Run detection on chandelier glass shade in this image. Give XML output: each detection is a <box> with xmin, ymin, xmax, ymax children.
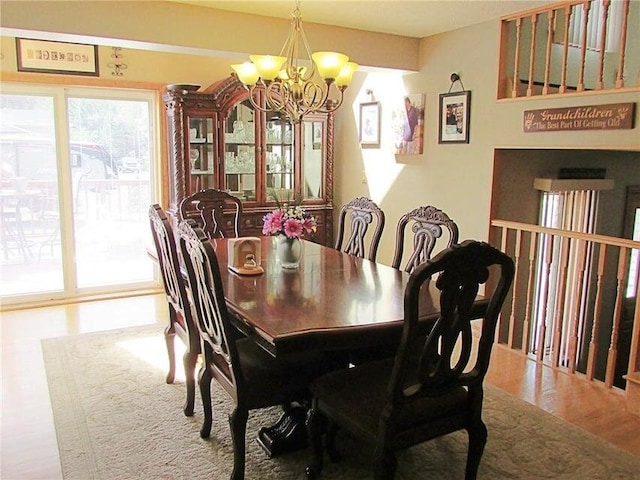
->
<box><xmin>231</xmin><ymin>0</ymin><xmax>357</xmax><ymax>123</ymax></box>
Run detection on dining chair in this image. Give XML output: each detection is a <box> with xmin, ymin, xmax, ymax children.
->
<box><xmin>179</xmin><ymin>188</ymin><xmax>243</xmax><ymax>238</ymax></box>
<box><xmin>148</xmin><ymin>204</ymin><xmax>200</xmax><ymax>417</ymax></box>
<box><xmin>305</xmin><ymin>240</ymin><xmax>515</xmax><ymax>480</ymax></box>
<box><xmin>178</xmin><ymin>219</ymin><xmax>345</xmax><ymax>480</ymax></box>
<box><xmin>334</xmin><ymin>196</ymin><xmax>385</xmax><ymax>261</ymax></box>
<box><xmin>391</xmin><ymin>205</ymin><xmax>459</xmax><ymax>273</ymax></box>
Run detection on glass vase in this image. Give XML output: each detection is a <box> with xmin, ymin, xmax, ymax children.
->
<box><xmin>275</xmin><ymin>235</ymin><xmax>302</xmax><ymax>269</ymax></box>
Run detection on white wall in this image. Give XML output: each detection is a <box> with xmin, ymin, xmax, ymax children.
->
<box><xmin>334</xmin><ymin>19</ymin><xmax>640</xmax><ymax>265</ymax></box>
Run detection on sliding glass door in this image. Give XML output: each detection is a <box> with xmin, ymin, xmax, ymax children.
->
<box><xmin>0</xmin><ymin>84</ymin><xmax>159</xmax><ymax>304</ymax></box>
<box><xmin>0</xmin><ymin>92</ymin><xmax>63</xmax><ymax>295</ymax></box>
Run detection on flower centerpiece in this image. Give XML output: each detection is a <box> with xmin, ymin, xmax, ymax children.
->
<box><xmin>262</xmin><ymin>204</ymin><xmax>317</xmax><ymax>239</ymax></box>
<box><xmin>262</xmin><ymin>202</ymin><xmax>316</xmax><ymax>268</ymax></box>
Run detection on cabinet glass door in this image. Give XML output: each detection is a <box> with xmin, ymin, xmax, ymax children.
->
<box><xmin>265</xmin><ymin>112</ymin><xmax>294</xmax><ymax>202</ymax></box>
<box><xmin>224</xmin><ymin>100</ymin><xmax>256</xmax><ymax>201</ymax></box>
<box><xmin>302</xmin><ymin>120</ymin><xmax>324</xmax><ymax>200</ymax></box>
<box><xmin>188</xmin><ymin>116</ymin><xmax>215</xmax><ymax>193</ymax></box>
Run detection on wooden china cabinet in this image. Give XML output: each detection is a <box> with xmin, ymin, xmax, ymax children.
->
<box><xmin>163</xmin><ymin>76</ymin><xmax>334</xmax><ymax>245</ymax></box>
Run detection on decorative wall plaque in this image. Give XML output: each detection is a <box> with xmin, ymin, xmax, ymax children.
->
<box><xmin>523</xmin><ymin>103</ymin><xmax>635</xmax><ymax>133</ymax></box>
<box><xmin>16</xmin><ymin>38</ymin><xmax>99</xmax><ymax>76</ymax></box>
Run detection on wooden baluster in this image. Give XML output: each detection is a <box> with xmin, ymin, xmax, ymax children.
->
<box><xmin>512</xmin><ymin>17</ymin><xmax>523</xmax><ymax>98</ymax></box>
<box><xmin>497</xmin><ymin>226</ymin><xmax>510</xmax><ymax>343</ymax></box>
<box><xmin>568</xmin><ymin>239</ymin><xmax>588</xmax><ymax>373</ymax></box>
<box><xmin>507</xmin><ymin>229</ymin><xmax>522</xmax><ymax>348</ymax></box>
<box><xmin>605</xmin><ymin>247</ymin><xmax>629</xmax><ymax>388</ymax></box>
<box><xmin>596</xmin><ymin>0</ymin><xmax>611</xmax><ymax>90</ymax></box>
<box><xmin>542</xmin><ymin>9</ymin><xmax>556</xmax><ymax>95</ymax></box>
<box><xmin>559</xmin><ymin>4</ymin><xmax>572</xmax><ymax>94</ymax></box>
<box><xmin>628</xmin><ymin>261</ymin><xmax>640</xmax><ymax>379</ymax></box>
<box><xmin>527</xmin><ymin>13</ymin><xmax>538</xmax><ymax>97</ymax></box>
<box><xmin>552</xmin><ymin>236</ymin><xmax>570</xmax><ymax>367</ymax></box>
<box><xmin>522</xmin><ymin>231</ymin><xmax>537</xmax><ymax>354</ymax></box>
<box><xmin>536</xmin><ymin>233</ymin><xmax>553</xmax><ymax>362</ymax></box>
<box><xmin>577</xmin><ymin>1</ymin><xmax>591</xmax><ymax>92</ymax></box>
<box><xmin>615</xmin><ymin>0</ymin><xmax>630</xmax><ymax>88</ymax></box>
<box><xmin>587</xmin><ymin>243</ymin><xmax>607</xmax><ymax>380</ymax></box>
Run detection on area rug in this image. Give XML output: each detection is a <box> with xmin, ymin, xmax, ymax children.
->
<box><xmin>43</xmin><ymin>325</ymin><xmax>640</xmax><ymax>480</ymax></box>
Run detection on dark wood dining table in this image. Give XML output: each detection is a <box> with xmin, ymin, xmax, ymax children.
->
<box><xmin>210</xmin><ymin>236</ymin><xmax>489</xmax><ymax>359</ymax></box>
<box><xmin>204</xmin><ymin>236</ymin><xmax>490</xmax><ymax>457</ymax></box>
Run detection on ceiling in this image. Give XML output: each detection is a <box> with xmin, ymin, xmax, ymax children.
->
<box><xmin>170</xmin><ymin>0</ymin><xmax>556</xmax><ymax>38</ymax></box>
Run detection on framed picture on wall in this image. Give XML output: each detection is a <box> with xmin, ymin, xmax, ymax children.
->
<box><xmin>391</xmin><ymin>94</ymin><xmax>425</xmax><ymax>155</ymax></box>
<box><xmin>16</xmin><ymin>38</ymin><xmax>99</xmax><ymax>76</ymax></box>
<box><xmin>438</xmin><ymin>91</ymin><xmax>471</xmax><ymax>144</ymax></box>
<box><xmin>359</xmin><ymin>101</ymin><xmax>381</xmax><ymax>147</ymax></box>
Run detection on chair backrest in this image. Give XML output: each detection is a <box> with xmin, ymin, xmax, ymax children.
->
<box><xmin>148</xmin><ymin>204</ymin><xmax>191</xmax><ymax>319</ymax></box>
<box><xmin>391</xmin><ymin>240</ymin><xmax>514</xmax><ymax>404</ymax></box>
<box><xmin>334</xmin><ymin>196</ymin><xmax>385</xmax><ymax>261</ymax></box>
<box><xmin>178</xmin><ymin>188</ymin><xmax>243</xmax><ymax>239</ymax></box>
<box><xmin>391</xmin><ymin>205</ymin><xmax>459</xmax><ymax>273</ymax></box>
<box><xmin>177</xmin><ymin>218</ymin><xmax>241</xmax><ymax>394</ymax></box>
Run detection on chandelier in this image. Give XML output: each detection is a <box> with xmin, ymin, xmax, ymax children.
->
<box><xmin>231</xmin><ymin>0</ymin><xmax>357</xmax><ymax>123</ymax></box>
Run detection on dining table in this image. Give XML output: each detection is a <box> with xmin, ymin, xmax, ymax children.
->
<box><xmin>211</xmin><ymin>236</ymin><xmax>488</xmax><ymax>358</ymax></box>
<box><xmin>203</xmin><ymin>236</ymin><xmax>490</xmax><ymax>457</ymax></box>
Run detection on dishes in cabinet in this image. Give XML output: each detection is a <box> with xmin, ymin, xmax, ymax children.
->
<box><xmin>190</xmin><ymin>148</ymin><xmax>200</xmax><ymax>162</ymax></box>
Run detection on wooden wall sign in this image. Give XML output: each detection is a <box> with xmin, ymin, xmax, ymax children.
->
<box><xmin>523</xmin><ymin>103</ymin><xmax>635</xmax><ymax>133</ymax></box>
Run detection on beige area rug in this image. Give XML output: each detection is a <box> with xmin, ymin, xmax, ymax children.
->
<box><xmin>43</xmin><ymin>325</ymin><xmax>640</xmax><ymax>480</ymax></box>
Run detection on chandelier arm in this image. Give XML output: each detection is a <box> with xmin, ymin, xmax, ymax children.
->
<box><xmin>280</xmin><ymin>13</ymin><xmax>298</xmax><ymax>63</ymax></box>
<box><xmin>279</xmin><ymin>2</ymin><xmax>315</xmax><ymax>83</ymax></box>
<box><xmin>300</xmin><ymin>81</ymin><xmax>328</xmax><ymax>112</ymax></box>
<box><xmin>314</xmin><ymin>87</ymin><xmax>346</xmax><ymax>114</ymax></box>
<box><xmin>243</xmin><ymin>85</ymin><xmax>271</xmax><ymax>113</ymax></box>
<box><xmin>294</xmin><ymin>20</ymin><xmax>316</xmax><ymax>81</ymax></box>
<box><xmin>264</xmin><ymin>82</ymin><xmax>291</xmax><ymax>113</ymax></box>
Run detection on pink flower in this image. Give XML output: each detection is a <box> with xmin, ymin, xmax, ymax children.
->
<box><xmin>262</xmin><ymin>209</ymin><xmax>284</xmax><ymax>235</ymax></box>
<box><xmin>283</xmin><ymin>218</ymin><xmax>304</xmax><ymax>238</ymax></box>
<box><xmin>302</xmin><ymin>217</ymin><xmax>316</xmax><ymax>234</ymax></box>
<box><xmin>262</xmin><ymin>204</ymin><xmax>316</xmax><ymax>239</ymax></box>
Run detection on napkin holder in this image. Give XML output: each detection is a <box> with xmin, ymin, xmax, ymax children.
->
<box><xmin>228</xmin><ymin>237</ymin><xmax>264</xmax><ymax>275</ymax></box>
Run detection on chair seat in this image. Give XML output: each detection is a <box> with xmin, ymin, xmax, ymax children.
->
<box><xmin>236</xmin><ymin>338</ymin><xmax>346</xmax><ymax>410</ymax></box>
<box><xmin>310</xmin><ymin>359</ymin><xmax>468</xmax><ymax>444</ymax></box>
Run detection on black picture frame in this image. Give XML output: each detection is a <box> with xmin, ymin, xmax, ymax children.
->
<box><xmin>359</xmin><ymin>101</ymin><xmax>381</xmax><ymax>147</ymax></box>
<box><xmin>16</xmin><ymin>38</ymin><xmax>99</xmax><ymax>77</ymax></box>
<box><xmin>438</xmin><ymin>91</ymin><xmax>471</xmax><ymax>144</ymax></box>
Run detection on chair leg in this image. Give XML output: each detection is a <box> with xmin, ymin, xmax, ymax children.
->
<box><xmin>182</xmin><ymin>349</ymin><xmax>197</xmax><ymax>417</ymax></box>
<box><xmin>199</xmin><ymin>365</ymin><xmax>213</xmax><ymax>439</ymax></box>
<box><xmin>373</xmin><ymin>446</ymin><xmax>397</xmax><ymax>480</ymax></box>
<box><xmin>305</xmin><ymin>402</ymin><xmax>324</xmax><ymax>478</ymax></box>
<box><xmin>164</xmin><ymin>309</ymin><xmax>177</xmax><ymax>384</ymax></box>
<box><xmin>325</xmin><ymin>420</ymin><xmax>341</xmax><ymax>463</ymax></box>
<box><xmin>465</xmin><ymin>420</ymin><xmax>488</xmax><ymax>480</ymax></box>
<box><xmin>229</xmin><ymin>406</ymin><xmax>249</xmax><ymax>480</ymax></box>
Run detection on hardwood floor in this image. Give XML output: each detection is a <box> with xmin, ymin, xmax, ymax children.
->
<box><xmin>1</xmin><ymin>293</ymin><xmax>638</xmax><ymax>479</ymax></box>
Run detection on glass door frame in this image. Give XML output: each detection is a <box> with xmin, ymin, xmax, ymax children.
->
<box><xmin>0</xmin><ymin>82</ymin><xmax>162</xmax><ymax>308</ymax></box>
